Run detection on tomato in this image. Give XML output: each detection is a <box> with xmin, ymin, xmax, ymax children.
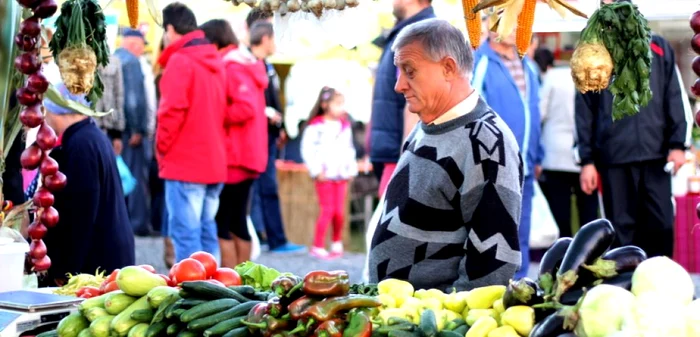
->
<box><xmin>158</xmin><ymin>274</ymin><xmax>175</xmax><ymax>287</ymax></box>
<box><xmin>139</xmin><ymin>265</ymin><xmax>157</xmax><ymax>273</ymax></box>
<box><xmin>172</xmin><ymin>258</ymin><xmax>207</xmax><ymax>284</ymax></box>
<box><xmin>205</xmin><ymin>279</ymin><xmax>226</xmax><ymax>287</ymax></box>
<box><xmin>102</xmin><ymin>281</ymin><xmax>120</xmax><ymax>293</ymax></box>
<box><xmin>169</xmin><ymin>263</ymin><xmax>178</xmax><ymax>280</ymax></box>
<box><xmin>105</xmin><ymin>269</ymin><xmax>120</xmax><ymax>284</ymax></box>
<box><xmin>189</xmin><ymin>252</ymin><xmax>218</xmax><ymax>277</ymax></box>
<box><xmin>76</xmin><ymin>286</ymin><xmax>101</xmax><ymax>298</ymax></box>
<box><xmin>212</xmin><ymin>268</ymin><xmax>242</xmax><ymax>287</ymax></box>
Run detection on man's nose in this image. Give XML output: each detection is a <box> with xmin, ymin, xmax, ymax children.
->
<box><xmin>395</xmin><ymin>73</ymin><xmax>407</xmax><ymax>94</ymax></box>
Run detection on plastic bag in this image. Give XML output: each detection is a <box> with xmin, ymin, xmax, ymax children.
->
<box><xmin>529</xmin><ymin>181</ymin><xmax>560</xmax><ymax>249</ymax></box>
<box><xmin>247</xmin><ymin>216</ymin><xmax>261</xmax><ymax>261</ymax></box>
<box><xmin>116</xmin><ymin>155</ymin><xmax>136</xmax><ymax>196</ymax></box>
<box><xmin>362</xmin><ymin>192</ymin><xmax>385</xmax><ymax>283</ymax></box>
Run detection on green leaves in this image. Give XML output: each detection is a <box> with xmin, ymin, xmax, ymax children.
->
<box><xmin>45</xmin><ymin>84</ymin><xmax>112</xmax><ymax>117</ymax></box>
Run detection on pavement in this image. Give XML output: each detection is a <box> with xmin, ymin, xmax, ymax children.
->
<box><xmin>135</xmin><ymin>236</ymin><xmax>700</xmax><ymax>296</ymax></box>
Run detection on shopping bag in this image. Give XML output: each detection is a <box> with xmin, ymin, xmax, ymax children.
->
<box><xmin>247</xmin><ymin>216</ymin><xmax>261</xmax><ymax>261</ymax></box>
<box><xmin>116</xmin><ymin>155</ymin><xmax>137</xmax><ymax>196</ymax></box>
<box><xmin>362</xmin><ymin>192</ymin><xmax>385</xmax><ymax>283</ymax></box>
<box><xmin>529</xmin><ymin>181</ymin><xmax>560</xmax><ymax>249</ymax></box>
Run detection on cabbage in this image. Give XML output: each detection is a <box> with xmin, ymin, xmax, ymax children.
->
<box><xmin>687</xmin><ymin>299</ymin><xmax>700</xmax><ymax>337</ymax></box>
<box><xmin>574</xmin><ymin>284</ymin><xmax>636</xmax><ymax>337</ymax></box>
<box><xmin>624</xmin><ymin>293</ymin><xmax>688</xmax><ymax>337</ymax></box>
<box><xmin>631</xmin><ymin>256</ymin><xmax>694</xmax><ymax>306</ymax></box>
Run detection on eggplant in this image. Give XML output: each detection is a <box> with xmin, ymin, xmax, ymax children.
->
<box><xmin>582</xmin><ymin>245</ymin><xmax>647</xmax><ymax>279</ymax></box>
<box><xmin>553</xmin><ymin>219</ymin><xmax>615</xmax><ymax>301</ymax></box>
<box><xmin>538</xmin><ymin>237</ymin><xmax>573</xmax><ymax>296</ymax></box>
<box><xmin>559</xmin><ymin>271</ymin><xmax>634</xmax><ymax>305</ymax></box>
<box><xmin>556</xmin><ymin>334</ymin><xmax>576</xmax><ymax>337</ymax></box>
<box><xmin>503</xmin><ymin>278</ymin><xmax>544</xmax><ymax>308</ymax></box>
<box><xmin>528</xmin><ymin>311</ymin><xmax>572</xmax><ymax>337</ymax></box>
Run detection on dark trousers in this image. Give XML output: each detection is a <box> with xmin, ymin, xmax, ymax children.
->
<box><xmin>149</xmin><ymin>156</ymin><xmax>166</xmax><ymax>234</ymax></box>
<box><xmin>540</xmin><ymin>170</ymin><xmax>599</xmax><ymax>238</ymax></box>
<box><xmin>371</xmin><ymin>162</ymin><xmax>384</xmax><ymax>183</ymax></box>
<box><xmin>123</xmin><ymin>135</ymin><xmax>151</xmax><ymax>235</ymax></box>
<box><xmin>599</xmin><ymin>160</ymin><xmax>674</xmax><ymax>257</ymax></box>
<box><xmin>216</xmin><ymin>180</ymin><xmax>254</xmax><ymax>241</ymax></box>
<box><xmin>250</xmin><ymin>133</ymin><xmax>289</xmax><ymax>249</ymax></box>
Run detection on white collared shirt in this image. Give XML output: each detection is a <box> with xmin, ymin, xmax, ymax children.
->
<box><xmin>430</xmin><ymin>90</ymin><xmax>479</xmax><ymax>125</ymax></box>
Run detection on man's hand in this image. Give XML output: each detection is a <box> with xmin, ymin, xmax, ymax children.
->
<box><xmin>535</xmin><ymin>165</ymin><xmax>543</xmax><ymax>180</ymax></box>
<box><xmin>667</xmin><ymin>149</ymin><xmax>686</xmax><ymax>175</ymax></box>
<box><xmin>113</xmin><ymin>138</ymin><xmax>123</xmax><ymax>156</ymax></box>
<box><xmin>129</xmin><ymin>133</ymin><xmax>143</xmax><ymax>147</ymax></box>
<box><xmin>277</xmin><ymin>129</ymin><xmax>288</xmax><ymax>148</ymax></box>
<box><xmin>580</xmin><ymin>164</ymin><xmax>598</xmax><ymax>195</ymax></box>
<box><xmin>270</xmin><ymin>112</ymin><xmax>283</xmax><ymax>125</ymax></box>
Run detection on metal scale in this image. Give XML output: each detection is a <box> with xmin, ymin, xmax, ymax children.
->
<box><xmin>0</xmin><ymin>290</ymin><xmax>83</xmax><ymax>337</ymax></box>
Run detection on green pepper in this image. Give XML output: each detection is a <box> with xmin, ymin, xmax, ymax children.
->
<box><xmin>271</xmin><ymin>275</ymin><xmax>304</xmax><ymax>297</ymax></box>
<box><xmin>268</xmin><ymin>298</ymin><xmax>285</xmax><ymax>318</ymax></box>
<box><xmin>302</xmin><ymin>270</ymin><xmax>350</xmax><ymax>297</ymax></box>
<box><xmin>343</xmin><ymin>308</ymin><xmax>372</xmax><ymax>337</ymax></box>
<box><xmin>300</xmin><ymin>295</ymin><xmax>381</xmax><ymax>322</ymax></box>
<box><xmin>289</xmin><ymin>296</ymin><xmax>320</xmax><ymax>320</ymax></box>
<box><xmin>314</xmin><ymin>319</ymin><xmax>345</xmax><ymax>337</ymax></box>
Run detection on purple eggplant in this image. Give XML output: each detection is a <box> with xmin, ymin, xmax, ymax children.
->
<box><xmin>503</xmin><ymin>278</ymin><xmax>544</xmax><ymax>308</ymax></box>
<box><xmin>553</xmin><ymin>219</ymin><xmax>615</xmax><ymax>301</ymax></box>
<box><xmin>582</xmin><ymin>245</ymin><xmax>647</xmax><ymax>279</ymax></box>
<box><xmin>559</xmin><ymin>271</ymin><xmax>634</xmax><ymax>305</ymax></box>
<box><xmin>538</xmin><ymin>237</ymin><xmax>573</xmax><ymax>296</ymax></box>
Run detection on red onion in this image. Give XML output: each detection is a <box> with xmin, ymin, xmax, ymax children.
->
<box><xmin>16</xmin><ymin>87</ymin><xmax>41</xmax><ymax>106</ymax></box>
<box><xmin>14</xmin><ymin>33</ymin><xmax>38</xmax><ymax>52</ymax></box>
<box><xmin>28</xmin><ymin>222</ymin><xmax>48</xmax><ymax>240</ymax></box>
<box><xmin>692</xmin><ymin>79</ymin><xmax>700</xmax><ymax>97</ymax></box>
<box><xmin>19</xmin><ymin>17</ymin><xmax>41</xmax><ymax>37</ymax></box>
<box><xmin>20</xmin><ymin>144</ymin><xmax>43</xmax><ymax>170</ymax></box>
<box><xmin>692</xmin><ymin>10</ymin><xmax>700</xmax><ymax>34</ymax></box>
<box><xmin>27</xmin><ymin>72</ymin><xmax>49</xmax><ymax>94</ymax></box>
<box><xmin>14</xmin><ymin>53</ymin><xmax>41</xmax><ymax>75</ymax></box>
<box><xmin>39</xmin><ymin>156</ymin><xmax>58</xmax><ymax>176</ymax></box>
<box><xmin>33</xmin><ymin>0</ymin><xmax>57</xmax><ymax>19</ymax></box>
<box><xmin>19</xmin><ymin>104</ymin><xmax>44</xmax><ymax>128</ymax></box>
<box><xmin>35</xmin><ymin>122</ymin><xmax>57</xmax><ymax>151</ymax></box>
<box><xmin>29</xmin><ymin>239</ymin><xmax>47</xmax><ymax>259</ymax></box>
<box><xmin>17</xmin><ymin>0</ymin><xmax>41</xmax><ymax>9</ymax></box>
<box><xmin>32</xmin><ymin>187</ymin><xmax>54</xmax><ymax>207</ymax></box>
<box><xmin>32</xmin><ymin>255</ymin><xmax>51</xmax><ymax>272</ymax></box>
<box><xmin>39</xmin><ymin>206</ymin><xmax>59</xmax><ymax>228</ymax></box>
<box><xmin>43</xmin><ymin>171</ymin><xmax>67</xmax><ymax>192</ymax></box>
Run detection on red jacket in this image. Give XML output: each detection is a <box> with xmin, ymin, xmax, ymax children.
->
<box><xmin>156</xmin><ymin>31</ymin><xmax>227</xmax><ymax>184</ymax></box>
<box><xmin>220</xmin><ymin>46</ymin><xmax>269</xmax><ymax>184</ymax></box>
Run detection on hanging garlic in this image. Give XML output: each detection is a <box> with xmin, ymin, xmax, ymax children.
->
<box><xmin>345</xmin><ymin>0</ymin><xmax>358</xmax><ymax>7</ymax></box>
<box><xmin>322</xmin><ymin>0</ymin><xmax>336</xmax><ymax>9</ymax></box>
<box><xmin>270</xmin><ymin>0</ymin><xmax>281</xmax><ymax>10</ymax></box>
<box><xmin>334</xmin><ymin>0</ymin><xmax>346</xmax><ymax>10</ymax></box>
<box><xmin>244</xmin><ymin>0</ymin><xmax>257</xmax><ymax>7</ymax></box>
<box><xmin>288</xmin><ymin>0</ymin><xmax>301</xmax><ymax>12</ymax></box>
<box><xmin>279</xmin><ymin>0</ymin><xmax>289</xmax><ymax>15</ymax></box>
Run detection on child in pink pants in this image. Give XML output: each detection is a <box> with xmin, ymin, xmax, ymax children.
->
<box><xmin>301</xmin><ymin>87</ymin><xmax>358</xmax><ymax>259</ymax></box>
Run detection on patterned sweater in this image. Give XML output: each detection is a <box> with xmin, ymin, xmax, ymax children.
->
<box><xmin>369</xmin><ymin>98</ymin><xmax>523</xmax><ymax>291</ymax></box>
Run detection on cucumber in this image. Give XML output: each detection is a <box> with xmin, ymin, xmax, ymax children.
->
<box><xmin>130</xmin><ymin>309</ymin><xmax>155</xmax><ymax>323</ymax></box>
<box><xmin>179</xmin><ymin>289</ymin><xmax>191</xmax><ymax>298</ymax></box>
<box><xmin>181</xmin><ymin>282</ymin><xmax>248</xmax><ymax>302</ymax></box>
<box><xmin>248</xmin><ymin>292</ymin><xmax>271</xmax><ymax>301</ymax></box>
<box><xmin>166</xmin><ymin>323</ymin><xmax>180</xmax><ymax>336</ymax></box>
<box><xmin>147</xmin><ymin>287</ymin><xmax>180</xmax><ymax>309</ymax></box>
<box><xmin>105</xmin><ymin>292</ymin><xmax>138</xmax><ymax>315</ymax></box>
<box><xmin>176</xmin><ymin>331</ymin><xmax>198</xmax><ymax>337</ymax></box>
<box><xmin>167</xmin><ymin>308</ymin><xmax>186</xmax><ymax>320</ymax></box>
<box><xmin>79</xmin><ymin>294</ymin><xmax>107</xmax><ymax>314</ymax></box>
<box><xmin>453</xmin><ymin>325</ymin><xmax>468</xmax><ymax>336</ymax></box>
<box><xmin>221</xmin><ymin>327</ymin><xmax>248</xmax><ymax>337</ymax></box>
<box><xmin>152</xmin><ymin>295</ymin><xmax>180</xmax><ymax>324</ymax></box>
<box><xmin>437</xmin><ymin>331</ymin><xmax>462</xmax><ymax>337</ymax></box>
<box><xmin>145</xmin><ymin>322</ymin><xmax>169</xmax><ymax>337</ymax></box>
<box><xmin>180</xmin><ymin>299</ymin><xmax>207</xmax><ymax>308</ymax></box>
<box><xmin>58</xmin><ymin>312</ymin><xmax>90</xmax><ymax>337</ymax></box>
<box><xmin>180</xmin><ymin>299</ymin><xmax>240</xmax><ymax>323</ymax></box>
<box><xmin>89</xmin><ymin>315</ymin><xmax>115</xmax><ymax>337</ymax></box>
<box><xmin>111</xmin><ymin>296</ymin><xmax>152</xmax><ymax>337</ymax></box>
<box><xmin>227</xmin><ymin>286</ymin><xmax>255</xmax><ymax>297</ymax></box>
<box><xmin>127</xmin><ymin>323</ymin><xmax>149</xmax><ymax>337</ymax></box>
<box><xmin>164</xmin><ymin>300</ymin><xmax>185</xmax><ymax>319</ymax></box>
<box><xmin>37</xmin><ymin>330</ymin><xmax>58</xmax><ymax>337</ymax></box>
<box><xmin>203</xmin><ymin>316</ymin><xmax>244</xmax><ymax>337</ymax></box>
<box><xmin>419</xmin><ymin>310</ymin><xmax>438</xmax><ymax>337</ymax></box>
<box><xmin>388</xmin><ymin>331</ymin><xmax>421</xmax><ymax>337</ymax></box>
<box><xmin>187</xmin><ymin>306</ymin><xmax>245</xmax><ymax>331</ymax></box>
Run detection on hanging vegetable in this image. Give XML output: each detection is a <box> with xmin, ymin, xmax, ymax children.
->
<box><xmin>126</xmin><ymin>0</ymin><xmax>139</xmax><ymax>29</ymax></box>
<box><xmin>49</xmin><ymin>0</ymin><xmax>109</xmax><ymax>104</ymax></box>
<box><xmin>230</xmin><ymin>0</ymin><xmax>357</xmax><ymax>17</ymax></box>
<box><xmin>462</xmin><ymin>0</ymin><xmax>482</xmax><ymax>49</ymax></box>
<box><xmin>570</xmin><ymin>1</ymin><xmax>652</xmax><ymax>121</ymax></box>
<box><xmin>690</xmin><ymin>10</ymin><xmax>700</xmax><ymax>128</ymax></box>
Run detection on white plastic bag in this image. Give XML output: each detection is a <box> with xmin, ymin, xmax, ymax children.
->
<box><xmin>247</xmin><ymin>216</ymin><xmax>261</xmax><ymax>261</ymax></box>
<box><xmin>529</xmin><ymin>181</ymin><xmax>560</xmax><ymax>249</ymax></box>
<box><xmin>362</xmin><ymin>192</ymin><xmax>385</xmax><ymax>283</ymax></box>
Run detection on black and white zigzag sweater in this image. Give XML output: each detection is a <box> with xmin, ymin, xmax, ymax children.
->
<box><xmin>369</xmin><ymin>98</ymin><xmax>523</xmax><ymax>291</ymax></box>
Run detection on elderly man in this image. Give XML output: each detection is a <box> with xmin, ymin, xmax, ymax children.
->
<box><xmin>369</xmin><ymin>19</ymin><xmax>523</xmax><ymax>291</ymax></box>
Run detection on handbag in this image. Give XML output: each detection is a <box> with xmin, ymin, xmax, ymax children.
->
<box><xmin>116</xmin><ymin>155</ymin><xmax>137</xmax><ymax>196</ymax></box>
<box><xmin>529</xmin><ymin>181</ymin><xmax>560</xmax><ymax>249</ymax></box>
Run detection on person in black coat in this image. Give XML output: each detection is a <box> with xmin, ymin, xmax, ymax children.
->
<box><xmin>4</xmin><ymin>92</ymin><xmax>26</xmax><ymax>206</ymax></box>
<box><xmin>38</xmin><ymin>83</ymin><xmax>134</xmax><ymax>286</ymax></box>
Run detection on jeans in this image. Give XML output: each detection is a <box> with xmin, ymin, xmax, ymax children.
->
<box><xmin>165</xmin><ymin>180</ymin><xmax>223</xmax><ymax>262</ymax></box>
<box><xmin>250</xmin><ymin>133</ymin><xmax>289</xmax><ymax>250</ymax></box>
<box><xmin>123</xmin><ymin>135</ymin><xmax>151</xmax><ymax>234</ymax></box>
<box><xmin>515</xmin><ymin>174</ymin><xmax>534</xmax><ymax>279</ymax></box>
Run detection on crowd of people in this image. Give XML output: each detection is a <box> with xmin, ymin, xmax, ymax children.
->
<box><xmin>6</xmin><ymin>0</ymin><xmax>692</xmax><ymax>289</ymax></box>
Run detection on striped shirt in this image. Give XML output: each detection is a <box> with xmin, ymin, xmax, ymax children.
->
<box><xmin>500</xmin><ymin>53</ymin><xmax>527</xmax><ymax>97</ymax></box>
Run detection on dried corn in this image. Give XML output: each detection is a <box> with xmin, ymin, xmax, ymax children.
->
<box><xmin>463</xmin><ymin>0</ymin><xmax>482</xmax><ymax>49</ymax></box>
<box><xmin>515</xmin><ymin>0</ymin><xmax>536</xmax><ymax>58</ymax></box>
<box><xmin>126</xmin><ymin>0</ymin><xmax>139</xmax><ymax>29</ymax></box>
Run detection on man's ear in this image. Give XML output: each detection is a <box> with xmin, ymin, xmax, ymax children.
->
<box><xmin>442</xmin><ymin>57</ymin><xmax>459</xmax><ymax>80</ymax></box>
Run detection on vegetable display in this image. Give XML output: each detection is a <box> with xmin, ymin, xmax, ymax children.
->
<box><xmin>571</xmin><ymin>1</ymin><xmax>652</xmax><ymax>121</ymax></box>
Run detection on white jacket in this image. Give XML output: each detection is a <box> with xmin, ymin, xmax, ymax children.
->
<box><xmin>539</xmin><ymin>66</ymin><xmax>580</xmax><ymax>173</ymax></box>
<box><xmin>301</xmin><ymin>117</ymin><xmax>358</xmax><ymax>180</ymax></box>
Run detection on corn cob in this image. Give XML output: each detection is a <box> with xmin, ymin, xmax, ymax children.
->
<box><xmin>463</xmin><ymin>0</ymin><xmax>482</xmax><ymax>49</ymax></box>
<box><xmin>515</xmin><ymin>0</ymin><xmax>536</xmax><ymax>58</ymax></box>
<box><xmin>127</xmin><ymin>0</ymin><xmax>139</xmax><ymax>29</ymax></box>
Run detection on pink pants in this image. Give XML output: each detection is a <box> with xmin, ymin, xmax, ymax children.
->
<box><xmin>314</xmin><ymin>180</ymin><xmax>349</xmax><ymax>248</ymax></box>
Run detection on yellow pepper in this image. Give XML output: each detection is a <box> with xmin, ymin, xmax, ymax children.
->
<box><xmin>426</xmin><ymin>288</ymin><xmax>446</xmax><ymax>302</ymax></box>
<box><xmin>377</xmin><ymin>294</ymin><xmax>396</xmax><ymax>309</ymax></box>
<box><xmin>443</xmin><ymin>290</ymin><xmax>467</xmax><ymax>313</ymax></box>
<box><xmin>466</xmin><ymin>286</ymin><xmax>507</xmax><ymax>309</ymax></box>
<box><xmin>487</xmin><ymin>325</ymin><xmax>520</xmax><ymax>337</ymax></box>
<box><xmin>378</xmin><ymin>279</ymin><xmax>414</xmax><ymax>307</ymax></box>
<box><xmin>377</xmin><ymin>308</ymin><xmax>409</xmax><ymax>325</ymax></box>
<box><xmin>500</xmin><ymin>306</ymin><xmax>535</xmax><ymax>337</ymax></box>
<box><xmin>466</xmin><ymin>316</ymin><xmax>498</xmax><ymax>337</ymax></box>
<box><xmin>421</xmin><ymin>297</ymin><xmax>443</xmax><ymax>312</ymax></box>
<box><xmin>441</xmin><ymin>309</ymin><xmax>462</xmax><ymax>325</ymax></box>
<box><xmin>413</xmin><ymin>289</ymin><xmax>428</xmax><ymax>300</ymax></box>
<box><xmin>493</xmin><ymin>298</ymin><xmax>505</xmax><ymax>314</ymax></box>
<box><xmin>465</xmin><ymin>309</ymin><xmax>499</xmax><ymax>326</ymax></box>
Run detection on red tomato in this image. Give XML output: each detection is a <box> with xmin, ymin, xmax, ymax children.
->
<box><xmin>212</xmin><ymin>268</ymin><xmax>242</xmax><ymax>286</ymax></box>
<box><xmin>169</xmin><ymin>263</ymin><xmax>178</xmax><ymax>280</ymax></box>
<box><xmin>139</xmin><ymin>265</ymin><xmax>157</xmax><ymax>273</ymax></box>
<box><xmin>103</xmin><ymin>281</ymin><xmax>120</xmax><ymax>293</ymax></box>
<box><xmin>158</xmin><ymin>274</ymin><xmax>175</xmax><ymax>287</ymax></box>
<box><xmin>105</xmin><ymin>269</ymin><xmax>120</xmax><ymax>284</ymax></box>
<box><xmin>172</xmin><ymin>258</ymin><xmax>207</xmax><ymax>284</ymax></box>
<box><xmin>189</xmin><ymin>252</ymin><xmax>218</xmax><ymax>277</ymax></box>
<box><xmin>76</xmin><ymin>286</ymin><xmax>101</xmax><ymax>298</ymax></box>
<box><xmin>205</xmin><ymin>279</ymin><xmax>226</xmax><ymax>287</ymax></box>
<box><xmin>79</xmin><ymin>293</ymin><xmax>95</xmax><ymax>299</ymax></box>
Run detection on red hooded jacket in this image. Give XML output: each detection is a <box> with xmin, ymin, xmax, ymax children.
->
<box><xmin>156</xmin><ymin>30</ymin><xmax>227</xmax><ymax>184</ymax></box>
<box><xmin>220</xmin><ymin>45</ymin><xmax>269</xmax><ymax>184</ymax></box>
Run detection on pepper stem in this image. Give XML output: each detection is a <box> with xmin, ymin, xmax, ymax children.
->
<box><xmin>241</xmin><ymin>320</ymin><xmax>268</xmax><ymax>330</ymax></box>
<box><xmin>286</xmin><ymin>282</ymin><xmax>304</xmax><ymax>297</ymax></box>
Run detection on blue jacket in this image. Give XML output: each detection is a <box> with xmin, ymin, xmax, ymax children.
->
<box><xmin>114</xmin><ymin>48</ymin><xmax>148</xmax><ymax>135</ymax></box>
<box><xmin>472</xmin><ymin>43</ymin><xmax>543</xmax><ymax>176</ymax></box>
<box><xmin>369</xmin><ymin>7</ymin><xmax>435</xmax><ymax>163</ymax></box>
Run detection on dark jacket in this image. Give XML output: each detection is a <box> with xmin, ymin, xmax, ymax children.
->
<box><xmin>114</xmin><ymin>48</ymin><xmax>147</xmax><ymax>136</ymax></box>
<box><xmin>4</xmin><ymin>92</ymin><xmax>26</xmax><ymax>205</ymax></box>
<box><xmin>575</xmin><ymin>35</ymin><xmax>690</xmax><ymax>166</ymax></box>
<box><xmin>369</xmin><ymin>7</ymin><xmax>436</xmax><ymax>163</ymax></box>
<box><xmin>42</xmin><ymin>118</ymin><xmax>134</xmax><ymax>284</ymax></box>
<box><xmin>263</xmin><ymin>60</ymin><xmax>284</xmax><ymax>135</ymax></box>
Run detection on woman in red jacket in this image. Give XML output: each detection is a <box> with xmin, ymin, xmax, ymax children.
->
<box><xmin>200</xmin><ymin>20</ymin><xmax>269</xmax><ymax>267</ymax></box>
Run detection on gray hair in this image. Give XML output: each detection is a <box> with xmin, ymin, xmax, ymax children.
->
<box><xmin>391</xmin><ymin>19</ymin><xmax>474</xmax><ymax>76</ymax></box>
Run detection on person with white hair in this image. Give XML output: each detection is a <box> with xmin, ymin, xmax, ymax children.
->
<box><xmin>368</xmin><ymin>19</ymin><xmax>523</xmax><ymax>291</ymax></box>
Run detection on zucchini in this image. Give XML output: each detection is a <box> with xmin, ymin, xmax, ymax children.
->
<box><xmin>538</xmin><ymin>237</ymin><xmax>573</xmax><ymax>296</ymax></box>
<box><xmin>167</xmin><ymin>309</ymin><xmax>186</xmax><ymax>320</ymax></box>
<box><xmin>131</xmin><ymin>309</ymin><xmax>154</xmax><ymax>323</ymax></box>
<box><xmin>37</xmin><ymin>330</ymin><xmax>59</xmax><ymax>337</ymax></box>
<box><xmin>176</xmin><ymin>332</ymin><xmax>197</xmax><ymax>337</ymax></box>
<box><xmin>221</xmin><ymin>327</ymin><xmax>249</xmax><ymax>337</ymax></box>
<box><xmin>387</xmin><ymin>331</ymin><xmax>421</xmax><ymax>337</ymax></box>
<box><xmin>179</xmin><ymin>289</ymin><xmax>191</xmax><ymax>298</ymax></box>
<box><xmin>187</xmin><ymin>306</ymin><xmax>249</xmax><ymax>331</ymax></box>
<box><xmin>181</xmin><ymin>282</ymin><xmax>249</xmax><ymax>302</ymax></box>
<box><xmin>554</xmin><ymin>219</ymin><xmax>615</xmax><ymax>300</ymax></box>
<box><xmin>203</xmin><ymin>317</ymin><xmax>245</xmax><ymax>337</ymax></box>
<box><xmin>583</xmin><ymin>245</ymin><xmax>647</xmax><ymax>279</ymax></box>
<box><xmin>248</xmin><ymin>292</ymin><xmax>271</xmax><ymax>301</ymax></box>
<box><xmin>180</xmin><ymin>299</ymin><xmax>240</xmax><ymax>323</ymax></box>
<box><xmin>180</xmin><ymin>299</ymin><xmax>207</xmax><ymax>308</ymax></box>
<box><xmin>166</xmin><ymin>323</ymin><xmax>181</xmax><ymax>336</ymax></box>
<box><xmin>152</xmin><ymin>295</ymin><xmax>180</xmax><ymax>324</ymax></box>
<box><xmin>145</xmin><ymin>322</ymin><xmax>169</xmax><ymax>337</ymax></box>
<box><xmin>228</xmin><ymin>286</ymin><xmax>255</xmax><ymax>297</ymax></box>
